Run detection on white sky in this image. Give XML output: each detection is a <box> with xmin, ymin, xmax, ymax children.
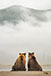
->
<box><xmin>0</xmin><ymin>0</ymin><xmax>51</xmax><ymax>10</ymax></box>
<box><xmin>0</xmin><ymin>0</ymin><xmax>51</xmax><ymax>66</ymax></box>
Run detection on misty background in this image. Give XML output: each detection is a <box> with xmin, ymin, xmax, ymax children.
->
<box><xmin>0</xmin><ymin>0</ymin><xmax>51</xmax><ymax>67</ymax></box>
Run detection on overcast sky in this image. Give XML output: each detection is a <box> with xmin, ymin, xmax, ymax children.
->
<box><xmin>0</xmin><ymin>0</ymin><xmax>51</xmax><ymax>10</ymax></box>
<box><xmin>0</xmin><ymin>0</ymin><xmax>51</xmax><ymax>67</ymax></box>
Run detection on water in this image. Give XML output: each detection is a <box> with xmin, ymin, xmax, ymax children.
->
<box><xmin>42</xmin><ymin>67</ymin><xmax>51</xmax><ymax>71</ymax></box>
<box><xmin>0</xmin><ymin>65</ymin><xmax>12</xmax><ymax>71</ymax></box>
<box><xmin>0</xmin><ymin>65</ymin><xmax>51</xmax><ymax>71</ymax></box>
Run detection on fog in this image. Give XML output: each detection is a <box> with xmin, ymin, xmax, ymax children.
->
<box><xmin>0</xmin><ymin>6</ymin><xmax>51</xmax><ymax>66</ymax></box>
